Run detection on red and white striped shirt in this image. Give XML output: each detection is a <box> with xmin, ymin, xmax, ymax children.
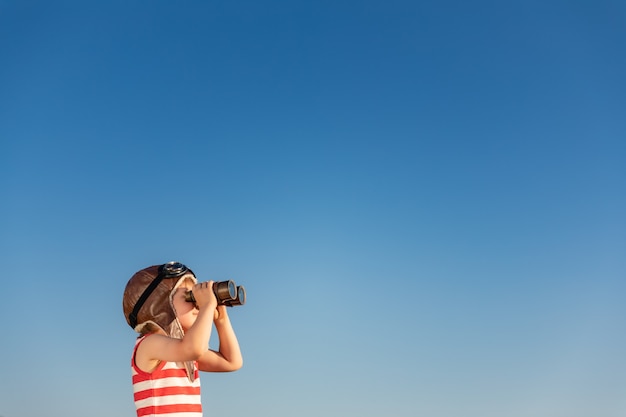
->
<box><xmin>131</xmin><ymin>335</ymin><xmax>202</xmax><ymax>417</ymax></box>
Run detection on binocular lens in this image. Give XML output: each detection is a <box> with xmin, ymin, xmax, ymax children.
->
<box><xmin>224</xmin><ymin>286</ymin><xmax>246</xmax><ymax>307</ymax></box>
<box><xmin>184</xmin><ymin>280</ymin><xmax>245</xmax><ymax>308</ymax></box>
<box><xmin>214</xmin><ymin>280</ymin><xmax>237</xmax><ymax>303</ymax></box>
<box><xmin>237</xmin><ymin>286</ymin><xmax>246</xmax><ymax>305</ymax></box>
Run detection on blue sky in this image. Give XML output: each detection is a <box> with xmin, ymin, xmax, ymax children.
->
<box><xmin>1</xmin><ymin>1</ymin><xmax>625</xmax><ymax>416</ymax></box>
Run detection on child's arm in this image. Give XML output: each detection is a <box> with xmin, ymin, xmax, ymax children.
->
<box><xmin>135</xmin><ymin>281</ymin><xmax>218</xmax><ymax>371</ymax></box>
<box><xmin>197</xmin><ymin>305</ymin><xmax>243</xmax><ymax>372</ymax></box>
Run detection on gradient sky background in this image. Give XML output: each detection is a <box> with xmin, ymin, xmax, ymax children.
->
<box><xmin>1</xmin><ymin>1</ymin><xmax>625</xmax><ymax>416</ymax></box>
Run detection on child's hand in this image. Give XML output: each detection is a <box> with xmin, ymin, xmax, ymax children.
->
<box><xmin>214</xmin><ymin>305</ymin><xmax>229</xmax><ymax>323</ymax></box>
<box><xmin>192</xmin><ymin>281</ymin><xmax>218</xmax><ymax>309</ymax></box>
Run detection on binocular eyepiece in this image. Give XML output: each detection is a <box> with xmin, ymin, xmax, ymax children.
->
<box><xmin>185</xmin><ymin>280</ymin><xmax>246</xmax><ymax>307</ymax></box>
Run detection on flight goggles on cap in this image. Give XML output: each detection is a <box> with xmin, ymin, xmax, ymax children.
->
<box><xmin>128</xmin><ymin>261</ymin><xmax>246</xmax><ymax>329</ymax></box>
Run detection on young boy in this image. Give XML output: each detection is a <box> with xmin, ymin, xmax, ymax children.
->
<box><xmin>123</xmin><ymin>261</ymin><xmax>243</xmax><ymax>417</ymax></box>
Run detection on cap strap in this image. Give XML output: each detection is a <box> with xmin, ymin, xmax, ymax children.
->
<box><xmin>128</xmin><ymin>269</ymin><xmax>167</xmax><ymax>329</ymax></box>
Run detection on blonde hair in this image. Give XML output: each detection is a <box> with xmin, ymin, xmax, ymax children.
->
<box><xmin>136</xmin><ymin>321</ymin><xmax>165</xmax><ymax>337</ymax></box>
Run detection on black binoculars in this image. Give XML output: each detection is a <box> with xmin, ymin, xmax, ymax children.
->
<box><xmin>185</xmin><ymin>280</ymin><xmax>246</xmax><ymax>307</ymax></box>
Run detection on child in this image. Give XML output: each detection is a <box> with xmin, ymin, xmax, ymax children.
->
<box><xmin>123</xmin><ymin>261</ymin><xmax>243</xmax><ymax>417</ymax></box>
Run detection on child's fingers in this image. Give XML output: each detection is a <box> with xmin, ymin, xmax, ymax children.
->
<box><xmin>192</xmin><ymin>281</ymin><xmax>217</xmax><ymax>306</ymax></box>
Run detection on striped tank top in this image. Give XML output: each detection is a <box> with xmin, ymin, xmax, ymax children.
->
<box><xmin>131</xmin><ymin>335</ymin><xmax>202</xmax><ymax>417</ymax></box>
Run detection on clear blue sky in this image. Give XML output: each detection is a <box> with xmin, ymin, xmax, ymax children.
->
<box><xmin>1</xmin><ymin>1</ymin><xmax>625</xmax><ymax>416</ymax></box>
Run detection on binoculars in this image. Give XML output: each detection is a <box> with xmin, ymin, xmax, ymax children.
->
<box><xmin>185</xmin><ymin>280</ymin><xmax>246</xmax><ymax>307</ymax></box>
